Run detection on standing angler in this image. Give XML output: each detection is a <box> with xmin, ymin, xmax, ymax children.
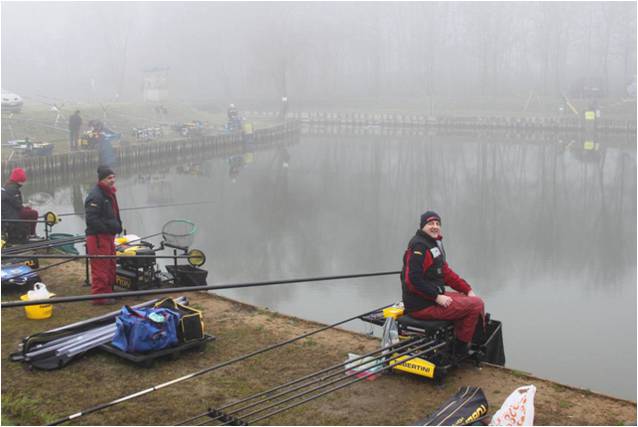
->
<box><xmin>401</xmin><ymin>210</ymin><xmax>484</xmax><ymax>358</ymax></box>
<box><xmin>85</xmin><ymin>165</ymin><xmax>122</xmax><ymax>305</ymax></box>
<box><xmin>68</xmin><ymin>110</ymin><xmax>83</xmax><ymax>151</ymax></box>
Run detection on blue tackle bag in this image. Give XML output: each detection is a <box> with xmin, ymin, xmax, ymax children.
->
<box><xmin>111</xmin><ymin>306</ymin><xmax>180</xmax><ymax>353</ymax></box>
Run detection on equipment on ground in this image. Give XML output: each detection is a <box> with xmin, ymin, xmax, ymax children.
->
<box><xmin>172</xmin><ymin>121</ymin><xmax>207</xmax><ymax>137</ymax></box>
<box><xmin>360</xmin><ymin>303</ymin><xmax>505</xmax><ymax>383</ymax></box>
<box><xmin>114</xmin><ymin>223</ymin><xmax>207</xmax><ymax>290</ymax></box>
<box><xmin>79</xmin><ymin>128</ymin><xmax>120</xmax><ymax>149</ymax></box>
<box><xmin>416</xmin><ymin>386</ymin><xmax>489</xmax><ymax>426</ymax></box>
<box><xmin>132</xmin><ymin>127</ymin><xmax>163</xmax><ymax>141</ymax></box>
<box><xmin>9</xmin><ymin>296</ymin><xmax>191</xmax><ymax>371</ymax></box>
<box><xmin>1</xmin><ymin>263</ymin><xmax>41</xmax><ymax>292</ymax></box>
<box><xmin>2</xmin><ymin>139</ymin><xmax>54</xmax><ymax>156</ymax></box>
<box><xmin>49</xmin><ymin>304</ymin><xmax>392</xmax><ymax>425</ymax></box>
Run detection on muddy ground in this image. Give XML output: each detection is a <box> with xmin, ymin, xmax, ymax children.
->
<box><xmin>1</xmin><ymin>261</ymin><xmax>636</xmax><ymax>425</ymax></box>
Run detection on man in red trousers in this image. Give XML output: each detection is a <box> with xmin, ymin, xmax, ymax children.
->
<box><xmin>400</xmin><ymin>210</ymin><xmax>484</xmax><ymax>358</ymax></box>
<box><xmin>84</xmin><ymin>165</ymin><xmax>122</xmax><ymax>305</ymax></box>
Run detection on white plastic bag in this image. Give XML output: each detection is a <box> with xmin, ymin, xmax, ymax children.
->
<box><xmin>489</xmin><ymin>385</ymin><xmax>536</xmax><ymax>426</ymax></box>
<box><xmin>344</xmin><ymin>353</ymin><xmax>381</xmax><ymax>373</ymax></box>
<box><xmin>27</xmin><ymin>282</ymin><xmax>52</xmax><ymax>300</ymax></box>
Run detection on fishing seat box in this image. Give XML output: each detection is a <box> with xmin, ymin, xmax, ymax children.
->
<box><xmin>165</xmin><ymin>264</ymin><xmax>208</xmax><ymax>286</ymax></box>
<box><xmin>115</xmin><ymin>267</ymin><xmax>157</xmax><ymax>290</ymax></box>
<box><xmin>154</xmin><ymin>298</ymin><xmax>205</xmax><ymax>343</ymax></box>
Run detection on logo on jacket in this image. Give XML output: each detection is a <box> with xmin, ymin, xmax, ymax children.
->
<box><xmin>430</xmin><ymin>247</ymin><xmax>441</xmax><ymax>258</ymax></box>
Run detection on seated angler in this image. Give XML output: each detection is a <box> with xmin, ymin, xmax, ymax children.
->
<box><xmin>1</xmin><ymin>167</ymin><xmax>40</xmax><ymax>243</ymax></box>
<box><xmin>400</xmin><ymin>210</ymin><xmax>484</xmax><ymax>358</ymax></box>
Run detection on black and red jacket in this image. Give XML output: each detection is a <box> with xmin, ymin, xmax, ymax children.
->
<box><xmin>84</xmin><ymin>182</ymin><xmax>122</xmax><ymax>236</ymax></box>
<box><xmin>401</xmin><ymin>229</ymin><xmax>471</xmax><ymax>313</ymax></box>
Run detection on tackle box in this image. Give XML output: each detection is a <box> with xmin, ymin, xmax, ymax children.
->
<box><xmin>115</xmin><ymin>267</ymin><xmax>159</xmax><ymax>290</ymax></box>
<box><xmin>99</xmin><ymin>334</ymin><xmax>215</xmax><ymax>368</ymax></box>
<box><xmin>154</xmin><ymin>297</ymin><xmax>205</xmax><ymax>342</ymax></box>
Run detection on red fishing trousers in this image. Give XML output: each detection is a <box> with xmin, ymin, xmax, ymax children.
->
<box><xmin>86</xmin><ymin>234</ymin><xmax>116</xmax><ymax>302</ymax></box>
<box><xmin>410</xmin><ymin>292</ymin><xmax>485</xmax><ymax>342</ymax></box>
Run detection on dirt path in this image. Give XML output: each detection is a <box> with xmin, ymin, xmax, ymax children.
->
<box><xmin>1</xmin><ymin>261</ymin><xmax>635</xmax><ymax>425</ymax></box>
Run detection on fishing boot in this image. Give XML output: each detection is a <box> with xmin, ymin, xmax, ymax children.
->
<box><xmin>453</xmin><ymin>338</ymin><xmax>470</xmax><ymax>363</ymax></box>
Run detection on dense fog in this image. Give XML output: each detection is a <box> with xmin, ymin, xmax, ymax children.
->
<box><xmin>1</xmin><ymin>2</ymin><xmax>636</xmax><ymax>103</ymax></box>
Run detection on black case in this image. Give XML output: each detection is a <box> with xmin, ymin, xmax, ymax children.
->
<box><xmin>154</xmin><ymin>297</ymin><xmax>205</xmax><ymax>342</ymax></box>
<box><xmin>416</xmin><ymin>386</ymin><xmax>489</xmax><ymax>426</ymax></box>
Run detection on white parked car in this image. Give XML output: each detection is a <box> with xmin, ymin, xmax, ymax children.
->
<box><xmin>2</xmin><ymin>89</ymin><xmax>23</xmax><ymax>112</ymax></box>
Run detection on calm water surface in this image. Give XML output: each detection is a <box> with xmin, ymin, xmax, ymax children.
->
<box><xmin>25</xmin><ymin>131</ymin><xmax>636</xmax><ymax>400</ymax></box>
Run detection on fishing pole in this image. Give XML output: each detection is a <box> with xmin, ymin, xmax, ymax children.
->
<box><xmin>1</xmin><ymin>236</ymin><xmax>85</xmax><ymax>255</ymax></box>
<box><xmin>48</xmin><ymin>304</ymin><xmax>393</xmax><ymax>426</ymax></box>
<box><xmin>3</xmin><ymin>254</ymin><xmax>198</xmax><ymax>260</ymax></box>
<box><xmin>234</xmin><ymin>342</ymin><xmax>447</xmax><ymax>426</ymax></box>
<box><xmin>1</xmin><ymin>232</ymin><xmax>165</xmax><ymax>282</ymax></box>
<box><xmin>2</xmin><ymin>270</ymin><xmax>401</xmax><ymax>308</ymax></box>
<box><xmin>53</xmin><ymin>200</ymin><xmax>218</xmax><ymax>218</ymax></box>
<box><xmin>1</xmin><ymin>232</ymin><xmax>163</xmax><ymax>256</ymax></box>
<box><xmin>180</xmin><ymin>336</ymin><xmax>432</xmax><ymax>425</ymax></box>
<box><xmin>211</xmin><ymin>340</ymin><xmax>443</xmax><ymax>426</ymax></box>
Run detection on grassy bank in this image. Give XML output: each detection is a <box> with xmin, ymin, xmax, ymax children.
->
<box><xmin>1</xmin><ymin>262</ymin><xmax>635</xmax><ymax>425</ymax></box>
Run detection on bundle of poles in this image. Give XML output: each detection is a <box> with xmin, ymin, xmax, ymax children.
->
<box><xmin>180</xmin><ymin>337</ymin><xmax>445</xmax><ymax>426</ymax></box>
<box><xmin>12</xmin><ymin>297</ymin><xmax>187</xmax><ymax>368</ymax></box>
<box><xmin>47</xmin><ymin>304</ymin><xmax>400</xmax><ymax>425</ymax></box>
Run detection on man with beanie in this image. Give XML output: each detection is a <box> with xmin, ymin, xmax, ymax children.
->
<box><xmin>401</xmin><ymin>210</ymin><xmax>484</xmax><ymax>360</ymax></box>
<box><xmin>1</xmin><ymin>167</ymin><xmax>39</xmax><ymax>243</ymax></box>
<box><xmin>85</xmin><ymin>165</ymin><xmax>122</xmax><ymax>305</ymax></box>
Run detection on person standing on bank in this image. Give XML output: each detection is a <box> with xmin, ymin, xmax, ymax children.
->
<box><xmin>401</xmin><ymin>210</ymin><xmax>484</xmax><ymax>358</ymax></box>
<box><xmin>1</xmin><ymin>167</ymin><xmax>39</xmax><ymax>243</ymax></box>
<box><xmin>68</xmin><ymin>110</ymin><xmax>83</xmax><ymax>151</ymax></box>
<box><xmin>85</xmin><ymin>165</ymin><xmax>122</xmax><ymax>305</ymax></box>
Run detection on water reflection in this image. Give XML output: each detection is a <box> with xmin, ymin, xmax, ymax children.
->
<box><xmin>13</xmin><ymin>131</ymin><xmax>636</xmax><ymax>399</ymax></box>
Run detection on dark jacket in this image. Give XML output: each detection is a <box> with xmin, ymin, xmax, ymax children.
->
<box><xmin>84</xmin><ymin>184</ymin><xmax>122</xmax><ymax>236</ymax></box>
<box><xmin>401</xmin><ymin>229</ymin><xmax>471</xmax><ymax>313</ymax></box>
<box><xmin>69</xmin><ymin>113</ymin><xmax>82</xmax><ymax>132</ymax></box>
<box><xmin>1</xmin><ymin>181</ymin><xmax>24</xmax><ymax>220</ymax></box>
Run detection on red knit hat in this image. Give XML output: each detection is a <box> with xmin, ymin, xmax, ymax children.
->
<box><xmin>9</xmin><ymin>167</ymin><xmax>27</xmax><ymax>183</ymax></box>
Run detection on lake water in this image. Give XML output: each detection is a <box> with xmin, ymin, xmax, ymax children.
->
<box><xmin>22</xmin><ymin>129</ymin><xmax>636</xmax><ymax>400</ymax></box>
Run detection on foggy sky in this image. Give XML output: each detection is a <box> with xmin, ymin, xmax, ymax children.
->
<box><xmin>1</xmin><ymin>2</ymin><xmax>636</xmax><ymax>104</ymax></box>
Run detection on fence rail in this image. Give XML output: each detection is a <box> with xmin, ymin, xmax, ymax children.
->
<box><xmin>246</xmin><ymin>111</ymin><xmax>636</xmax><ymax>134</ymax></box>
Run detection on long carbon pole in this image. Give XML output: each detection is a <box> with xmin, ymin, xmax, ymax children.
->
<box><xmin>48</xmin><ymin>304</ymin><xmax>392</xmax><ymax>426</ymax></box>
<box><xmin>241</xmin><ymin>342</ymin><xmax>447</xmax><ymax>426</ymax></box>
<box><xmin>1</xmin><ymin>232</ymin><xmax>164</xmax><ymax>282</ymax></box>
<box><xmin>181</xmin><ymin>337</ymin><xmax>432</xmax><ymax>425</ymax></box>
<box><xmin>56</xmin><ymin>200</ymin><xmax>218</xmax><ymax>217</ymax></box>
<box><xmin>2</xmin><ymin>232</ymin><xmax>162</xmax><ymax>256</ymax></box>
<box><xmin>3</xmin><ymin>254</ymin><xmax>195</xmax><ymax>260</ymax></box>
<box><xmin>1</xmin><ymin>236</ymin><xmax>85</xmax><ymax>254</ymax></box>
<box><xmin>218</xmin><ymin>340</ymin><xmax>441</xmax><ymax>426</ymax></box>
<box><xmin>2</xmin><ymin>270</ymin><xmax>401</xmax><ymax>308</ymax></box>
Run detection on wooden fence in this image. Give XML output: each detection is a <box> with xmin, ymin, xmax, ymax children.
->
<box><xmin>2</xmin><ymin>122</ymin><xmax>300</xmax><ymax>181</ymax></box>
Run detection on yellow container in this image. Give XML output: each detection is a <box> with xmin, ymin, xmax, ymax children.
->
<box><xmin>20</xmin><ymin>294</ymin><xmax>54</xmax><ymax>320</ymax></box>
<box><xmin>383</xmin><ymin>306</ymin><xmax>404</xmax><ymax>319</ymax></box>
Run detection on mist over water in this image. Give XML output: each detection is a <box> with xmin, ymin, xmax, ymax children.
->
<box><xmin>31</xmin><ymin>132</ymin><xmax>636</xmax><ymax>400</ymax></box>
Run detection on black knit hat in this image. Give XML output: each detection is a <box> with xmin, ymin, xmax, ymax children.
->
<box><xmin>97</xmin><ymin>165</ymin><xmax>115</xmax><ymax>181</ymax></box>
<box><xmin>420</xmin><ymin>210</ymin><xmax>441</xmax><ymax>228</ymax></box>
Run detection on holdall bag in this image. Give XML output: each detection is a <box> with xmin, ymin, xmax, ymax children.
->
<box><xmin>112</xmin><ymin>306</ymin><xmax>180</xmax><ymax>353</ymax></box>
<box><xmin>154</xmin><ymin>298</ymin><xmax>205</xmax><ymax>342</ymax></box>
<box><xmin>416</xmin><ymin>386</ymin><xmax>489</xmax><ymax>426</ymax></box>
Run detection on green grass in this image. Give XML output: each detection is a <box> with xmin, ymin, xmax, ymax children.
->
<box><xmin>1</xmin><ymin>394</ymin><xmax>58</xmax><ymax>425</ymax></box>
